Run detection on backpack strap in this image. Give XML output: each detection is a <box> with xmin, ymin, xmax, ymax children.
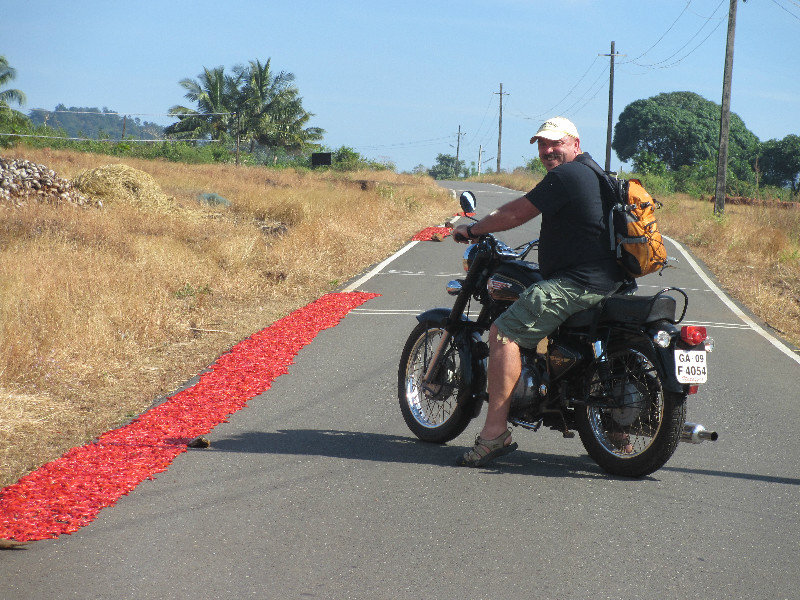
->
<box><xmin>573</xmin><ymin>154</ymin><xmax>618</xmax><ymax>254</ymax></box>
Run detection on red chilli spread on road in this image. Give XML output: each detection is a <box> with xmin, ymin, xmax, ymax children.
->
<box><xmin>412</xmin><ymin>226</ymin><xmax>452</xmax><ymax>241</ymax></box>
<box><xmin>0</xmin><ymin>291</ymin><xmax>380</xmax><ymax>542</ymax></box>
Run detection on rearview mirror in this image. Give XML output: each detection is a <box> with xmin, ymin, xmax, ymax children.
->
<box><xmin>459</xmin><ymin>191</ymin><xmax>476</xmax><ymax>214</ymax></box>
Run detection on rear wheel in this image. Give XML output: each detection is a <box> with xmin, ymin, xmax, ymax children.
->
<box><xmin>398</xmin><ymin>322</ymin><xmax>474</xmax><ymax>443</ymax></box>
<box><xmin>576</xmin><ymin>342</ymin><xmax>686</xmax><ymax>477</ymax></box>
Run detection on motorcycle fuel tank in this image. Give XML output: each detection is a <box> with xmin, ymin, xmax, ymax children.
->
<box><xmin>487</xmin><ymin>261</ymin><xmax>543</xmax><ymax>303</ymax></box>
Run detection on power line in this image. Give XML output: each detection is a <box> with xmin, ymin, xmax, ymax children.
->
<box><xmin>353</xmin><ymin>136</ymin><xmax>453</xmax><ymax>151</ymax></box>
<box><xmin>463</xmin><ymin>93</ymin><xmax>496</xmax><ymax>149</ymax></box>
<box><xmin>622</xmin><ymin>1</ymin><xmax>693</xmax><ymax>64</ymax></box>
<box><xmin>0</xmin><ymin>133</ymin><xmax>213</xmax><ymax>143</ymax></box>
<box><xmin>560</xmin><ymin>68</ymin><xmax>608</xmax><ymax>115</ymax></box>
<box><xmin>513</xmin><ymin>56</ymin><xmax>602</xmax><ymax>122</ymax></box>
<box><xmin>27</xmin><ymin>108</ymin><xmax>232</xmax><ymax>117</ymax></box>
<box><xmin>771</xmin><ymin>0</ymin><xmax>800</xmax><ymax>22</ymax></box>
<box><xmin>628</xmin><ymin>0</ymin><xmax>727</xmax><ymax>69</ymax></box>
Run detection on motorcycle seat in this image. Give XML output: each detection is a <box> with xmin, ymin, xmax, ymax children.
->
<box><xmin>561</xmin><ymin>294</ymin><xmax>677</xmax><ymax>328</ymax></box>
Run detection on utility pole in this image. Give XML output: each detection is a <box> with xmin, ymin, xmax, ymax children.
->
<box><xmin>495</xmin><ymin>83</ymin><xmax>508</xmax><ymax>173</ymax></box>
<box><xmin>714</xmin><ymin>0</ymin><xmax>739</xmax><ymax>216</ymax></box>
<box><xmin>235</xmin><ymin>111</ymin><xmax>241</xmax><ymax>166</ymax></box>
<box><xmin>455</xmin><ymin>124</ymin><xmax>465</xmax><ymax>178</ymax></box>
<box><xmin>600</xmin><ymin>41</ymin><xmax>624</xmax><ymax>172</ymax></box>
<box><xmin>478</xmin><ymin>145</ymin><xmax>483</xmax><ymax>176</ymax></box>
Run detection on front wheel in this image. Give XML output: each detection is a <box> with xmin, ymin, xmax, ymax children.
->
<box><xmin>398</xmin><ymin>321</ymin><xmax>474</xmax><ymax>443</ymax></box>
<box><xmin>576</xmin><ymin>342</ymin><xmax>686</xmax><ymax>477</ymax></box>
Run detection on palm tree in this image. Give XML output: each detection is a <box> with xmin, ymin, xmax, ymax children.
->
<box><xmin>256</xmin><ymin>92</ymin><xmax>324</xmax><ymax>152</ymax></box>
<box><xmin>239</xmin><ymin>59</ymin><xmax>324</xmax><ymax>153</ymax></box>
<box><xmin>166</xmin><ymin>66</ymin><xmax>239</xmax><ymax>140</ymax></box>
<box><xmin>237</xmin><ymin>59</ymin><xmax>292</xmax><ymax>152</ymax></box>
<box><xmin>166</xmin><ymin>59</ymin><xmax>324</xmax><ymax>156</ymax></box>
<box><xmin>0</xmin><ymin>56</ymin><xmax>29</xmax><ymax>145</ymax></box>
<box><xmin>0</xmin><ymin>55</ymin><xmax>26</xmax><ymax>110</ymax></box>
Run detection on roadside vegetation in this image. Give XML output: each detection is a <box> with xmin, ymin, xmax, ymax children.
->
<box><xmin>0</xmin><ymin>146</ymin><xmax>452</xmax><ymax>487</ymax></box>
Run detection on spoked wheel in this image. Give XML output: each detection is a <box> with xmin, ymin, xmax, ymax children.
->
<box><xmin>398</xmin><ymin>322</ymin><xmax>474</xmax><ymax>443</ymax></box>
<box><xmin>576</xmin><ymin>342</ymin><xmax>686</xmax><ymax>477</ymax></box>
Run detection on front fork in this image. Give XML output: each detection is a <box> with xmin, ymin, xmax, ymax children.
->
<box><xmin>421</xmin><ymin>330</ymin><xmax>453</xmax><ymax>393</ymax></box>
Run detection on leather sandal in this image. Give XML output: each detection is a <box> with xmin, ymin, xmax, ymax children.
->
<box><xmin>457</xmin><ymin>429</ymin><xmax>518</xmax><ymax>467</ymax></box>
<box><xmin>610</xmin><ymin>432</ymin><xmax>634</xmax><ymax>454</ymax></box>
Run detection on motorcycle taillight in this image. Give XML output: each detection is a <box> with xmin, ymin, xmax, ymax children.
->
<box><xmin>680</xmin><ymin>325</ymin><xmax>707</xmax><ymax>346</ymax></box>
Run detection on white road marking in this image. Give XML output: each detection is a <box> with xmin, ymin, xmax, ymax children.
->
<box><xmin>342</xmin><ymin>241</ymin><xmax>419</xmax><ymax>292</ymax></box>
<box><xmin>665</xmin><ymin>235</ymin><xmax>800</xmax><ymax>365</ymax></box>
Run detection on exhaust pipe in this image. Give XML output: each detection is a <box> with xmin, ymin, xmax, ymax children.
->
<box><xmin>681</xmin><ymin>422</ymin><xmax>718</xmax><ymax>444</ymax></box>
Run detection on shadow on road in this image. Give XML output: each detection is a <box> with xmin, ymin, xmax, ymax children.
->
<box><xmin>204</xmin><ymin>428</ymin><xmax>800</xmax><ymax>486</ymax></box>
<box><xmin>661</xmin><ymin>465</ymin><xmax>800</xmax><ymax>486</ymax></box>
<box><xmin>207</xmin><ymin>428</ymin><xmax>631</xmax><ymax>480</ymax></box>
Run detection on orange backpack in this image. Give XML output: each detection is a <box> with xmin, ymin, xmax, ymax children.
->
<box><xmin>608</xmin><ymin>177</ymin><xmax>668</xmax><ymax>277</ymax></box>
<box><xmin>579</xmin><ymin>156</ymin><xmax>668</xmax><ymax>278</ymax></box>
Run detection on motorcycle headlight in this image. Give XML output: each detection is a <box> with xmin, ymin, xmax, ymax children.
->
<box><xmin>462</xmin><ymin>244</ymin><xmax>478</xmax><ymax>272</ymax></box>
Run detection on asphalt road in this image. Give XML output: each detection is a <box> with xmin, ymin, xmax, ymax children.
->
<box><xmin>2</xmin><ymin>181</ymin><xmax>798</xmax><ymax>600</ymax></box>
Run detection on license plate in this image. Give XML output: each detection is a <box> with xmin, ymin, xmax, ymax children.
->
<box><xmin>675</xmin><ymin>350</ymin><xmax>708</xmax><ymax>384</ymax></box>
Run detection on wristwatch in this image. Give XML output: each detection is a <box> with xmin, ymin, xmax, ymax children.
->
<box><xmin>466</xmin><ymin>224</ymin><xmax>475</xmax><ymax>239</ymax></box>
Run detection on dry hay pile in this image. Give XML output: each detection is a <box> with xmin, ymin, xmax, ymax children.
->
<box><xmin>73</xmin><ymin>164</ymin><xmax>176</xmax><ymax>212</ymax></box>
<box><xmin>0</xmin><ymin>157</ymin><xmax>100</xmax><ymax>208</ymax></box>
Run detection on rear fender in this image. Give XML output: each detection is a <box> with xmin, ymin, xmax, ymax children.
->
<box><xmin>606</xmin><ymin>326</ymin><xmax>685</xmax><ymax>395</ymax></box>
<box><xmin>644</xmin><ymin>323</ymin><xmax>689</xmax><ymax>395</ymax></box>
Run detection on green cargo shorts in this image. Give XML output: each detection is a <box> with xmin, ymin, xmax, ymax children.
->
<box><xmin>493</xmin><ymin>277</ymin><xmax>606</xmax><ymax>350</ymax></box>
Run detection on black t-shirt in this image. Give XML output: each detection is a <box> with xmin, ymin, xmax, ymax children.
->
<box><xmin>525</xmin><ymin>153</ymin><xmax>624</xmax><ymax>293</ymax></box>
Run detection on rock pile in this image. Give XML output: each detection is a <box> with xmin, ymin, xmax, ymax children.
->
<box><xmin>0</xmin><ymin>157</ymin><xmax>100</xmax><ymax>208</ymax></box>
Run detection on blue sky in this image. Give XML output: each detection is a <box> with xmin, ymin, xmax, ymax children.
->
<box><xmin>2</xmin><ymin>0</ymin><xmax>798</xmax><ymax>172</ymax></box>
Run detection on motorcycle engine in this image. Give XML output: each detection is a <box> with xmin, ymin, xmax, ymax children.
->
<box><xmin>509</xmin><ymin>353</ymin><xmax>541</xmax><ymax>410</ymax></box>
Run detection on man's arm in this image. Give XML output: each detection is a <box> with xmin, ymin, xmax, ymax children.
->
<box><xmin>453</xmin><ymin>195</ymin><xmax>541</xmax><ymax>242</ymax></box>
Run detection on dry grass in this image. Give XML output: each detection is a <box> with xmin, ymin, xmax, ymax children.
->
<box><xmin>657</xmin><ymin>193</ymin><xmax>800</xmax><ymax>346</ymax></box>
<box><xmin>0</xmin><ymin>147</ymin><xmax>454</xmax><ymax>486</ymax></box>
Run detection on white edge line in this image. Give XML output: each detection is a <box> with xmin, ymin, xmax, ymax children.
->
<box><xmin>342</xmin><ymin>241</ymin><xmax>420</xmax><ymax>292</ymax></box>
<box><xmin>665</xmin><ymin>234</ymin><xmax>800</xmax><ymax>365</ymax></box>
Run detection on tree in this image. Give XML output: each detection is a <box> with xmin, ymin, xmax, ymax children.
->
<box><xmin>166</xmin><ymin>66</ymin><xmax>239</xmax><ymax>140</ymax></box>
<box><xmin>525</xmin><ymin>157</ymin><xmax>547</xmax><ymax>177</ymax></box>
<box><xmin>0</xmin><ymin>56</ymin><xmax>26</xmax><ymax>110</ymax></box>
<box><xmin>332</xmin><ymin>146</ymin><xmax>362</xmax><ymax>170</ymax></box>
<box><xmin>166</xmin><ymin>59</ymin><xmax>324</xmax><ymax>156</ymax></box>
<box><xmin>428</xmin><ymin>153</ymin><xmax>465</xmax><ymax>179</ymax></box>
<box><xmin>0</xmin><ymin>56</ymin><xmax>29</xmax><ymax>145</ymax></box>
<box><xmin>238</xmin><ymin>59</ymin><xmax>323</xmax><ymax>152</ymax></box>
<box><xmin>28</xmin><ymin>105</ymin><xmax>163</xmax><ymax>139</ymax></box>
<box><xmin>411</xmin><ymin>164</ymin><xmax>428</xmax><ymax>175</ymax></box>
<box><xmin>613</xmin><ymin>91</ymin><xmax>759</xmax><ymax>179</ymax></box>
<box><xmin>759</xmin><ymin>135</ymin><xmax>800</xmax><ymax>193</ymax></box>
<box><xmin>631</xmin><ymin>150</ymin><xmax>668</xmax><ymax>176</ymax></box>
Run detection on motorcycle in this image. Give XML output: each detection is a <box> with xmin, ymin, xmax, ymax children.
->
<box><xmin>398</xmin><ymin>191</ymin><xmax>717</xmax><ymax>477</ymax></box>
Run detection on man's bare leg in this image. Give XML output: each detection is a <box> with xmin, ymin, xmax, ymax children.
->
<box><xmin>479</xmin><ymin>323</ymin><xmax>522</xmax><ymax>442</ymax></box>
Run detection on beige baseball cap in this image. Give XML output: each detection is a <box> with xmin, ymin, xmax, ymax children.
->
<box><xmin>530</xmin><ymin>117</ymin><xmax>580</xmax><ymax>143</ymax></box>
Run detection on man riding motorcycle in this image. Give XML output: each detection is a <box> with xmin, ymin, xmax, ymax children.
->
<box><xmin>452</xmin><ymin>116</ymin><xmax>626</xmax><ymax>467</ymax></box>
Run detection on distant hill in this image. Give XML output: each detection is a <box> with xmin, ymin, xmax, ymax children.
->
<box><xmin>28</xmin><ymin>105</ymin><xmax>165</xmax><ymax>140</ymax></box>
